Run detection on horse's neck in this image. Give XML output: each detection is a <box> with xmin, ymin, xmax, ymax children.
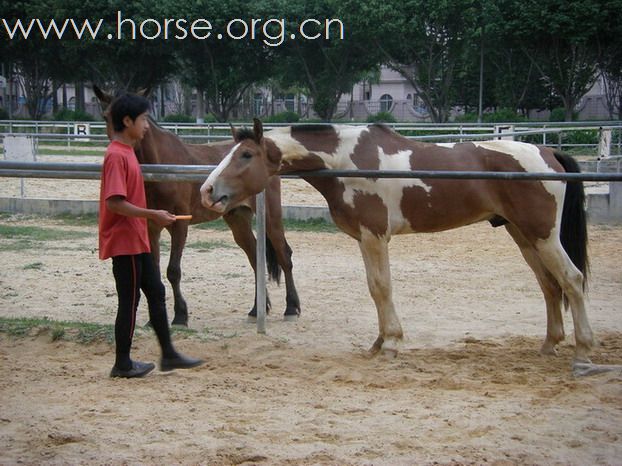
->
<box><xmin>138</xmin><ymin>124</ymin><xmax>187</xmax><ymax>165</ymax></box>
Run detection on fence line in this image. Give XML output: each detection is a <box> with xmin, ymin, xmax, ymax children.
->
<box><xmin>2</xmin><ymin>161</ymin><xmax>622</xmax><ymax>182</ymax></box>
<box><xmin>2</xmin><ymin>159</ymin><xmax>622</xmax><ymax>334</ymax></box>
<box><xmin>2</xmin><ymin>121</ymin><xmax>622</xmax><ymax>155</ymax></box>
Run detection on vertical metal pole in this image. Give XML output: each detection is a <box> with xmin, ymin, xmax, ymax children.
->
<box><xmin>255</xmin><ymin>190</ymin><xmax>267</xmax><ymax>334</ymax></box>
<box><xmin>477</xmin><ymin>37</ymin><xmax>484</xmax><ymax>124</ymax></box>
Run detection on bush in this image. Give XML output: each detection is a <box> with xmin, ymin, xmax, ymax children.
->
<box><xmin>0</xmin><ymin>107</ymin><xmax>9</xmax><ymax>119</ymax></box>
<box><xmin>562</xmin><ymin>129</ymin><xmax>598</xmax><ymax>145</ymax></box>
<box><xmin>162</xmin><ymin>113</ymin><xmax>195</xmax><ymax>123</ymax></box>
<box><xmin>549</xmin><ymin>107</ymin><xmax>578</xmax><ymax>122</ymax></box>
<box><xmin>366</xmin><ymin>111</ymin><xmax>396</xmax><ymax>123</ymax></box>
<box><xmin>455</xmin><ymin>109</ymin><xmax>525</xmax><ymax>123</ymax></box>
<box><xmin>264</xmin><ymin>111</ymin><xmax>300</xmax><ymax>123</ymax></box>
<box><xmin>53</xmin><ymin>108</ymin><xmax>94</xmax><ymax>121</ymax></box>
<box><xmin>203</xmin><ymin>113</ymin><xmax>218</xmax><ymax>123</ymax></box>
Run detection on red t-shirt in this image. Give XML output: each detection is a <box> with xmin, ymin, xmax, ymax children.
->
<box><xmin>98</xmin><ymin>140</ymin><xmax>151</xmax><ymax>259</ymax></box>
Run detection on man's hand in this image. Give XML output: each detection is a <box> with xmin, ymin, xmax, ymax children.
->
<box><xmin>149</xmin><ymin>210</ymin><xmax>176</xmax><ymax>227</ymax></box>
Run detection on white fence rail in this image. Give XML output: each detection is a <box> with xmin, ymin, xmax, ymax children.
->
<box><xmin>1</xmin><ymin>120</ymin><xmax>622</xmax><ymax>157</ymax></box>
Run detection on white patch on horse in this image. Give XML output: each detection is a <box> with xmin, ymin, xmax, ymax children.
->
<box><xmin>436</xmin><ymin>143</ymin><xmax>456</xmax><ymax>148</ymax></box>
<box><xmin>267</xmin><ymin>128</ymin><xmax>311</xmax><ymax>166</ymax></box>
<box><xmin>473</xmin><ymin>141</ymin><xmax>560</xmax><ymax>197</ymax></box>
<box><xmin>473</xmin><ymin>140</ymin><xmax>566</xmax><ymax>239</ymax></box>
<box><xmin>338</xmin><ymin>137</ymin><xmax>432</xmax><ymax>234</ymax></box>
<box><xmin>202</xmin><ymin>143</ymin><xmax>240</xmax><ymax>190</ymax></box>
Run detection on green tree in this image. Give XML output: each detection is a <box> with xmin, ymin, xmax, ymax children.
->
<box><xmin>171</xmin><ymin>0</ymin><xmax>276</xmax><ymax>122</ymax></box>
<box><xmin>366</xmin><ymin>0</ymin><xmax>480</xmax><ymax>123</ymax></box>
<box><xmin>275</xmin><ymin>0</ymin><xmax>381</xmax><ymax>121</ymax></box>
<box><xmin>497</xmin><ymin>0</ymin><xmax>614</xmax><ymax>121</ymax></box>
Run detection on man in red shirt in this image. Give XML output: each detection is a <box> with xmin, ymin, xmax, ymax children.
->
<box><xmin>99</xmin><ymin>93</ymin><xmax>203</xmax><ymax>378</ymax></box>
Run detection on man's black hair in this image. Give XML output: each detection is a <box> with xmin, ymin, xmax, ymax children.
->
<box><xmin>109</xmin><ymin>93</ymin><xmax>150</xmax><ymax>132</ymax></box>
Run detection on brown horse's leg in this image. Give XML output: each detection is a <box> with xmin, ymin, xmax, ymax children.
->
<box><xmin>224</xmin><ymin>206</ymin><xmax>271</xmax><ymax>320</ymax></box>
<box><xmin>265</xmin><ymin>182</ymin><xmax>301</xmax><ymax>321</ymax></box>
<box><xmin>167</xmin><ymin>221</ymin><xmax>189</xmax><ymax>326</ymax></box>
<box><xmin>505</xmin><ymin>224</ymin><xmax>565</xmax><ymax>355</ymax></box>
<box><xmin>358</xmin><ymin>230</ymin><xmax>403</xmax><ymax>357</ymax></box>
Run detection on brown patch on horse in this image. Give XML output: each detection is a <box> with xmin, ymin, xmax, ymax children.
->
<box><xmin>350</xmin><ymin>129</ymin><xmax>380</xmax><ymax>171</ymax></box>
<box><xmin>302</xmin><ymin>177</ymin><xmax>388</xmax><ymax>239</ymax></box>
<box><xmin>291</xmin><ymin>125</ymin><xmax>339</xmax><ymax>154</ymax></box>
<box><xmin>349</xmin><ymin>126</ymin><xmax>412</xmax><ymax>171</ymax></box>
<box><xmin>399</xmin><ymin>142</ymin><xmax>558</xmax><ymax>240</ymax></box>
<box><xmin>370</xmin><ymin>124</ymin><xmax>413</xmax><ymax>155</ymax></box>
<box><xmin>354</xmin><ymin>192</ymin><xmax>388</xmax><ymax>237</ymax></box>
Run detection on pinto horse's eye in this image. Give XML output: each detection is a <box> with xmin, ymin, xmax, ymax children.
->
<box><xmin>241</xmin><ymin>151</ymin><xmax>253</xmax><ymax>160</ymax></box>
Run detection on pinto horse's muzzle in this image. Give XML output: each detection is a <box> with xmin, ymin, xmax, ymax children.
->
<box><xmin>200</xmin><ymin>181</ymin><xmax>231</xmax><ymax>213</ymax></box>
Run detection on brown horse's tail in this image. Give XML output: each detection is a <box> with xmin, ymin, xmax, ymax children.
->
<box><xmin>266</xmin><ymin>237</ymin><xmax>282</xmax><ymax>284</ymax></box>
<box><xmin>554</xmin><ymin>151</ymin><xmax>589</xmax><ymax>288</ymax></box>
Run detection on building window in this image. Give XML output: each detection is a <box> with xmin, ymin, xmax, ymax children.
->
<box><xmin>284</xmin><ymin>93</ymin><xmax>295</xmax><ymax>112</ymax></box>
<box><xmin>379</xmin><ymin>94</ymin><xmax>393</xmax><ymax>112</ymax></box>
<box><xmin>253</xmin><ymin>93</ymin><xmax>263</xmax><ymax>116</ymax></box>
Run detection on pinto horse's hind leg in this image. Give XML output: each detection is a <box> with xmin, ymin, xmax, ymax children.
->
<box><xmin>358</xmin><ymin>231</ymin><xmax>403</xmax><ymax>357</ymax></box>
<box><xmin>533</xmin><ymin>237</ymin><xmax>594</xmax><ymax>363</ymax></box>
<box><xmin>505</xmin><ymin>224</ymin><xmax>565</xmax><ymax>355</ymax></box>
<box><xmin>224</xmin><ymin>207</ymin><xmax>271</xmax><ymax>321</ymax></box>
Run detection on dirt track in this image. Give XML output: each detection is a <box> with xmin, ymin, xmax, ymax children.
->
<box><xmin>0</xmin><ymin>216</ymin><xmax>621</xmax><ymax>465</ymax></box>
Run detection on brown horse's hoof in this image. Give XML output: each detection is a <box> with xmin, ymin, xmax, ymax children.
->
<box><xmin>171</xmin><ymin>317</ymin><xmax>188</xmax><ymax>327</ymax></box>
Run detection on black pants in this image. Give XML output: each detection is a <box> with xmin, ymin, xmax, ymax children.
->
<box><xmin>111</xmin><ymin>253</ymin><xmax>175</xmax><ymax>369</ymax></box>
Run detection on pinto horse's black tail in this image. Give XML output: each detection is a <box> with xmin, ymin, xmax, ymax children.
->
<box><xmin>266</xmin><ymin>237</ymin><xmax>282</xmax><ymax>284</ymax></box>
<box><xmin>554</xmin><ymin>151</ymin><xmax>589</xmax><ymax>288</ymax></box>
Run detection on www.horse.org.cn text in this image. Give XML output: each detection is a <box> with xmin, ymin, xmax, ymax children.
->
<box><xmin>1</xmin><ymin>12</ymin><xmax>346</xmax><ymax>47</ymax></box>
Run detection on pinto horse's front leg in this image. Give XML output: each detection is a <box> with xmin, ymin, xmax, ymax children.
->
<box><xmin>358</xmin><ymin>231</ymin><xmax>403</xmax><ymax>357</ymax></box>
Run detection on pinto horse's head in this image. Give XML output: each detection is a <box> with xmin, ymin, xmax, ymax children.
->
<box><xmin>200</xmin><ymin>119</ymin><xmax>281</xmax><ymax>213</ymax></box>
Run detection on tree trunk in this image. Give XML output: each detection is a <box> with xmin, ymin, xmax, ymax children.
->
<box><xmin>196</xmin><ymin>90</ymin><xmax>205</xmax><ymax>123</ymax></box>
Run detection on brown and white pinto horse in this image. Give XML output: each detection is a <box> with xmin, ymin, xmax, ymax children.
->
<box><xmin>94</xmin><ymin>89</ymin><xmax>301</xmax><ymax>325</ymax></box>
<box><xmin>200</xmin><ymin>120</ymin><xmax>594</xmax><ymax>363</ymax></box>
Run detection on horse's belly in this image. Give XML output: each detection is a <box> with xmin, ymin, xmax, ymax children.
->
<box><xmin>396</xmin><ymin>182</ymin><xmax>492</xmax><ymax>233</ymax></box>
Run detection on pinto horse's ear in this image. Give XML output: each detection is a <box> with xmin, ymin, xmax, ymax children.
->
<box><xmin>253</xmin><ymin>118</ymin><xmax>263</xmax><ymax>143</ymax></box>
<box><xmin>93</xmin><ymin>85</ymin><xmax>113</xmax><ymax>105</ymax></box>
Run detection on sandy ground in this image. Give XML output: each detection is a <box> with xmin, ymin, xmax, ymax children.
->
<box><xmin>0</xmin><ymin>205</ymin><xmax>621</xmax><ymax>464</ymax></box>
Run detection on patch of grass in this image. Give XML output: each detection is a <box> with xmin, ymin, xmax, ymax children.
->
<box><xmin>0</xmin><ymin>317</ymin><xmax>203</xmax><ymax>345</ymax></box>
<box><xmin>0</xmin><ymin>317</ymin><xmax>115</xmax><ymax>344</ymax></box>
<box><xmin>53</xmin><ymin>213</ymin><xmax>99</xmax><ymax>227</ymax></box>
<box><xmin>23</xmin><ymin>262</ymin><xmax>44</xmax><ymax>270</ymax></box>
<box><xmin>0</xmin><ymin>224</ymin><xmax>92</xmax><ymax>251</ymax></box>
<box><xmin>186</xmin><ymin>239</ymin><xmax>234</xmax><ymax>251</ymax></box>
<box><xmin>283</xmin><ymin>218</ymin><xmax>337</xmax><ymax>233</ymax></box>
<box><xmin>193</xmin><ymin>218</ymin><xmax>230</xmax><ymax>231</ymax></box>
<box><xmin>193</xmin><ymin>217</ymin><xmax>337</xmax><ymax>233</ymax></box>
<box><xmin>0</xmin><ymin>224</ymin><xmax>91</xmax><ymax>241</ymax></box>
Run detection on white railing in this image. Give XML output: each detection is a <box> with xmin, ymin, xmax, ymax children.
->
<box><xmin>1</xmin><ymin>120</ymin><xmax>622</xmax><ymax>157</ymax></box>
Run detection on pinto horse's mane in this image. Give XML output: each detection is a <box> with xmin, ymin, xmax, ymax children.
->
<box><xmin>234</xmin><ymin>127</ymin><xmax>257</xmax><ymax>141</ymax></box>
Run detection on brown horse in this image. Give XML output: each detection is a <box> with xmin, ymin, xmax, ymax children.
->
<box><xmin>93</xmin><ymin>88</ymin><xmax>300</xmax><ymax>325</ymax></box>
<box><xmin>200</xmin><ymin>120</ymin><xmax>594</xmax><ymax>363</ymax></box>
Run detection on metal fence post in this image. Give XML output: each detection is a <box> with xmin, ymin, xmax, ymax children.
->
<box><xmin>255</xmin><ymin>190</ymin><xmax>267</xmax><ymax>334</ymax></box>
